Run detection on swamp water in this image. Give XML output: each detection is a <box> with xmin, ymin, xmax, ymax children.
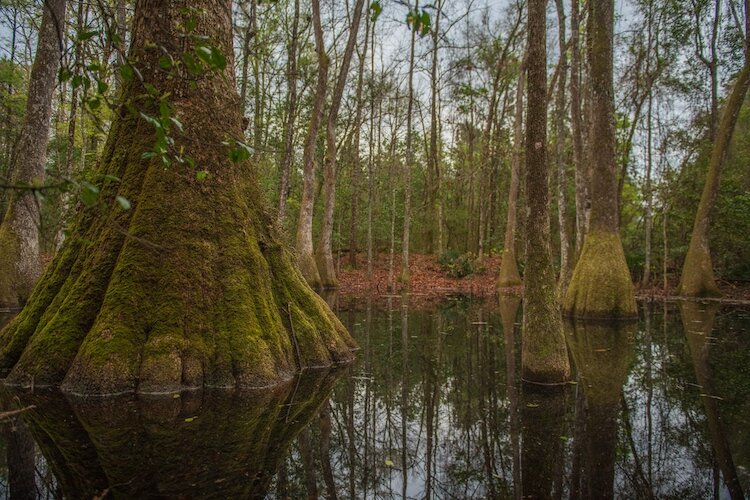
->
<box><xmin>0</xmin><ymin>297</ymin><xmax>748</xmax><ymax>499</ymax></box>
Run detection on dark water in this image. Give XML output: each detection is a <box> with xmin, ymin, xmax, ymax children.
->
<box><xmin>0</xmin><ymin>297</ymin><xmax>748</xmax><ymax>499</ymax></box>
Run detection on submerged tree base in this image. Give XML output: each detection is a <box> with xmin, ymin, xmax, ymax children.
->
<box><xmin>497</xmin><ymin>249</ymin><xmax>522</xmax><ymax>288</ymax></box>
<box><xmin>676</xmin><ymin>244</ymin><xmax>722</xmax><ymax>298</ymax></box>
<box><xmin>0</xmin><ymin>1</ymin><xmax>356</xmax><ymax>395</ymax></box>
<box><xmin>563</xmin><ymin>231</ymin><xmax>637</xmax><ymax>319</ymax></box>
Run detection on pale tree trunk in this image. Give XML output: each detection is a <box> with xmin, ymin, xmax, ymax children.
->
<box><xmin>497</xmin><ymin>55</ymin><xmax>525</xmax><ymax>288</ymax></box>
<box><xmin>555</xmin><ymin>0</ymin><xmax>572</xmax><ymax>294</ymax></box>
<box><xmin>678</xmin><ymin>60</ymin><xmax>750</xmax><ymax>297</ymax></box>
<box><xmin>277</xmin><ymin>0</ymin><xmax>300</xmax><ymax>224</ymax></box>
<box><xmin>570</xmin><ymin>0</ymin><xmax>589</xmax><ymax>256</ymax></box>
<box><xmin>427</xmin><ymin>0</ymin><xmax>443</xmax><ymax>255</ymax></box>
<box><xmin>522</xmin><ymin>0</ymin><xmax>570</xmax><ymax>385</ymax></box>
<box><xmin>367</xmin><ymin>16</ymin><xmax>378</xmax><ymax>282</ymax></box>
<box><xmin>563</xmin><ymin>0</ymin><xmax>637</xmax><ymax>319</ymax></box>
<box><xmin>316</xmin><ymin>0</ymin><xmax>367</xmax><ymax>288</ymax></box>
<box><xmin>0</xmin><ymin>0</ymin><xmax>67</xmax><ymax>308</ymax></box>
<box><xmin>643</xmin><ymin>90</ymin><xmax>654</xmax><ymax>287</ymax></box>
<box><xmin>348</xmin><ymin>12</ymin><xmax>370</xmax><ymax>269</ymax></box>
<box><xmin>400</xmin><ymin>0</ymin><xmax>418</xmax><ymax>285</ymax></box>
<box><xmin>295</xmin><ymin>0</ymin><xmax>328</xmax><ymax>287</ymax></box>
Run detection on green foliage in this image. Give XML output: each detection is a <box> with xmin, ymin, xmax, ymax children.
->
<box><xmin>439</xmin><ymin>251</ymin><xmax>477</xmax><ymax>278</ymax></box>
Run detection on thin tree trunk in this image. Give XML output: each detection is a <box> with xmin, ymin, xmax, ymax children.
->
<box><xmin>277</xmin><ymin>0</ymin><xmax>300</xmax><ymax>224</ymax></box>
<box><xmin>570</xmin><ymin>0</ymin><xmax>589</xmax><ymax>256</ymax></box>
<box><xmin>348</xmin><ymin>13</ymin><xmax>370</xmax><ymax>269</ymax></box>
<box><xmin>522</xmin><ymin>0</ymin><xmax>570</xmax><ymax>384</ymax></box>
<box><xmin>555</xmin><ymin>0</ymin><xmax>572</xmax><ymax>293</ymax></box>
<box><xmin>295</xmin><ymin>0</ymin><xmax>329</xmax><ymax>287</ymax></box>
<box><xmin>400</xmin><ymin>0</ymin><xmax>418</xmax><ymax>285</ymax></box>
<box><xmin>427</xmin><ymin>0</ymin><xmax>443</xmax><ymax>255</ymax></box>
<box><xmin>316</xmin><ymin>0</ymin><xmax>367</xmax><ymax>288</ymax></box>
<box><xmin>0</xmin><ymin>0</ymin><xmax>67</xmax><ymax>307</ymax></box>
<box><xmin>497</xmin><ymin>55</ymin><xmax>525</xmax><ymax>288</ymax></box>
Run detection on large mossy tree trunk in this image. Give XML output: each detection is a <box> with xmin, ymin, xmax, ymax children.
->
<box><xmin>0</xmin><ymin>0</ymin><xmax>355</xmax><ymax>395</ymax></box>
<box><xmin>563</xmin><ymin>0</ymin><xmax>637</xmax><ymax>320</ymax></box>
<box><xmin>677</xmin><ymin>61</ymin><xmax>750</xmax><ymax>297</ymax></box>
<box><xmin>0</xmin><ymin>0</ymin><xmax>66</xmax><ymax>308</ymax></box>
<box><xmin>521</xmin><ymin>0</ymin><xmax>570</xmax><ymax>385</ymax></box>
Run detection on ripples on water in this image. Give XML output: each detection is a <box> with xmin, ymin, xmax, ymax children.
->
<box><xmin>0</xmin><ymin>297</ymin><xmax>748</xmax><ymax>499</ymax></box>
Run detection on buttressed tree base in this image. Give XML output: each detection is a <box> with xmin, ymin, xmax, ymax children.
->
<box><xmin>0</xmin><ymin>0</ymin><xmax>356</xmax><ymax>395</ymax></box>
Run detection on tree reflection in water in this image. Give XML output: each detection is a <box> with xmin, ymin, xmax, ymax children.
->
<box><xmin>0</xmin><ymin>298</ymin><xmax>748</xmax><ymax>498</ymax></box>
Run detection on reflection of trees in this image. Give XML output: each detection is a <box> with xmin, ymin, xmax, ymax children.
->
<box><xmin>680</xmin><ymin>301</ymin><xmax>745</xmax><ymax>499</ymax></box>
<box><xmin>4</xmin><ymin>369</ymin><xmax>342</xmax><ymax>498</ymax></box>
<box><xmin>565</xmin><ymin>319</ymin><xmax>635</xmax><ymax>499</ymax></box>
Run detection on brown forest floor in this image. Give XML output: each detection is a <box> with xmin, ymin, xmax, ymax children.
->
<box><xmin>337</xmin><ymin>252</ymin><xmax>750</xmax><ymax>305</ymax></box>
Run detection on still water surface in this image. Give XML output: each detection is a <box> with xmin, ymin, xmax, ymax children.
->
<box><xmin>0</xmin><ymin>297</ymin><xmax>748</xmax><ymax>499</ymax></box>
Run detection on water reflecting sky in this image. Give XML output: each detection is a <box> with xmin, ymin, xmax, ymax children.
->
<box><xmin>0</xmin><ymin>297</ymin><xmax>748</xmax><ymax>499</ymax></box>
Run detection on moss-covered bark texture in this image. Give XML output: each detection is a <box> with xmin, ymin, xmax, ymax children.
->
<box><xmin>0</xmin><ymin>0</ymin><xmax>355</xmax><ymax>395</ymax></box>
<box><xmin>563</xmin><ymin>0</ymin><xmax>636</xmax><ymax>320</ymax></box>
<box><xmin>521</xmin><ymin>0</ymin><xmax>570</xmax><ymax>385</ymax></box>
<box><xmin>2</xmin><ymin>369</ymin><xmax>343</xmax><ymax>498</ymax></box>
<box><xmin>563</xmin><ymin>231</ymin><xmax>637</xmax><ymax>319</ymax></box>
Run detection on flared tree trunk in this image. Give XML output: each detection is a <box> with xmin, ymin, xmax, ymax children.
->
<box><xmin>677</xmin><ymin>61</ymin><xmax>750</xmax><ymax>297</ymax></box>
<box><xmin>0</xmin><ymin>0</ymin><xmax>66</xmax><ymax>307</ymax></box>
<box><xmin>0</xmin><ymin>0</ymin><xmax>355</xmax><ymax>395</ymax></box>
<box><xmin>563</xmin><ymin>0</ymin><xmax>637</xmax><ymax>319</ymax></box>
<box><xmin>522</xmin><ymin>0</ymin><xmax>570</xmax><ymax>385</ymax></box>
<box><xmin>497</xmin><ymin>55</ymin><xmax>525</xmax><ymax>289</ymax></box>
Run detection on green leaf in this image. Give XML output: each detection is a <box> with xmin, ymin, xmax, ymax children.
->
<box><xmin>159</xmin><ymin>55</ymin><xmax>173</xmax><ymax>70</ymax></box>
<box><xmin>80</xmin><ymin>182</ymin><xmax>100</xmax><ymax>207</ymax></box>
<box><xmin>97</xmin><ymin>80</ymin><xmax>109</xmax><ymax>94</ymax></box>
<box><xmin>140</xmin><ymin>112</ymin><xmax>162</xmax><ymax>129</ymax></box>
<box><xmin>182</xmin><ymin>53</ymin><xmax>202</xmax><ymax>75</ymax></box>
<box><xmin>384</xmin><ymin>459</ymin><xmax>394</xmax><ymax>467</ymax></box>
<box><xmin>88</xmin><ymin>97</ymin><xmax>101</xmax><ymax>110</ymax></box>
<box><xmin>78</xmin><ymin>30</ymin><xmax>99</xmax><ymax>41</ymax></box>
<box><xmin>115</xmin><ymin>196</ymin><xmax>131</xmax><ymax>210</ymax></box>
<box><xmin>196</xmin><ymin>170</ymin><xmax>209</xmax><ymax>181</ymax></box>
<box><xmin>184</xmin><ymin>417</ymin><xmax>196</xmax><ymax>423</ymax></box>
<box><xmin>120</xmin><ymin>64</ymin><xmax>135</xmax><ymax>82</ymax></box>
<box><xmin>209</xmin><ymin>46</ymin><xmax>227</xmax><ymax>70</ymax></box>
<box><xmin>370</xmin><ymin>1</ymin><xmax>382</xmax><ymax>22</ymax></box>
<box><xmin>228</xmin><ymin>141</ymin><xmax>252</xmax><ymax>162</ymax></box>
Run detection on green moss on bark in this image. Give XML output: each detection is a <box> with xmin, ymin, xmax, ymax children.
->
<box><xmin>0</xmin><ymin>0</ymin><xmax>355</xmax><ymax>395</ymax></box>
<box><xmin>563</xmin><ymin>231</ymin><xmax>637</xmax><ymax>319</ymax></box>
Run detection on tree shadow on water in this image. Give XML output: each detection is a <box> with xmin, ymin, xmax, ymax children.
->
<box><xmin>0</xmin><ymin>367</ymin><xmax>346</xmax><ymax>498</ymax></box>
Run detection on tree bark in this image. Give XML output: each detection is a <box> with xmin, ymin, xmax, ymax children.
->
<box><xmin>316</xmin><ymin>0</ymin><xmax>367</xmax><ymax>288</ymax></box>
<box><xmin>563</xmin><ymin>0</ymin><xmax>637</xmax><ymax>319</ymax></box>
<box><xmin>0</xmin><ymin>0</ymin><xmax>66</xmax><ymax>307</ymax></box>
<box><xmin>555</xmin><ymin>0</ymin><xmax>572</xmax><ymax>293</ymax></box>
<box><xmin>295</xmin><ymin>0</ymin><xmax>329</xmax><ymax>287</ymax></box>
<box><xmin>400</xmin><ymin>0</ymin><xmax>418</xmax><ymax>285</ymax></box>
<box><xmin>497</xmin><ymin>56</ymin><xmax>525</xmax><ymax>288</ymax></box>
<box><xmin>0</xmin><ymin>0</ymin><xmax>355</xmax><ymax>395</ymax></box>
<box><xmin>677</xmin><ymin>61</ymin><xmax>750</xmax><ymax>297</ymax></box>
<box><xmin>522</xmin><ymin>0</ymin><xmax>570</xmax><ymax>385</ymax></box>
<box><xmin>570</xmin><ymin>0</ymin><xmax>589</xmax><ymax>256</ymax></box>
<box><xmin>348</xmin><ymin>12</ymin><xmax>370</xmax><ymax>269</ymax></box>
<box><xmin>277</xmin><ymin>0</ymin><xmax>300</xmax><ymax>224</ymax></box>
